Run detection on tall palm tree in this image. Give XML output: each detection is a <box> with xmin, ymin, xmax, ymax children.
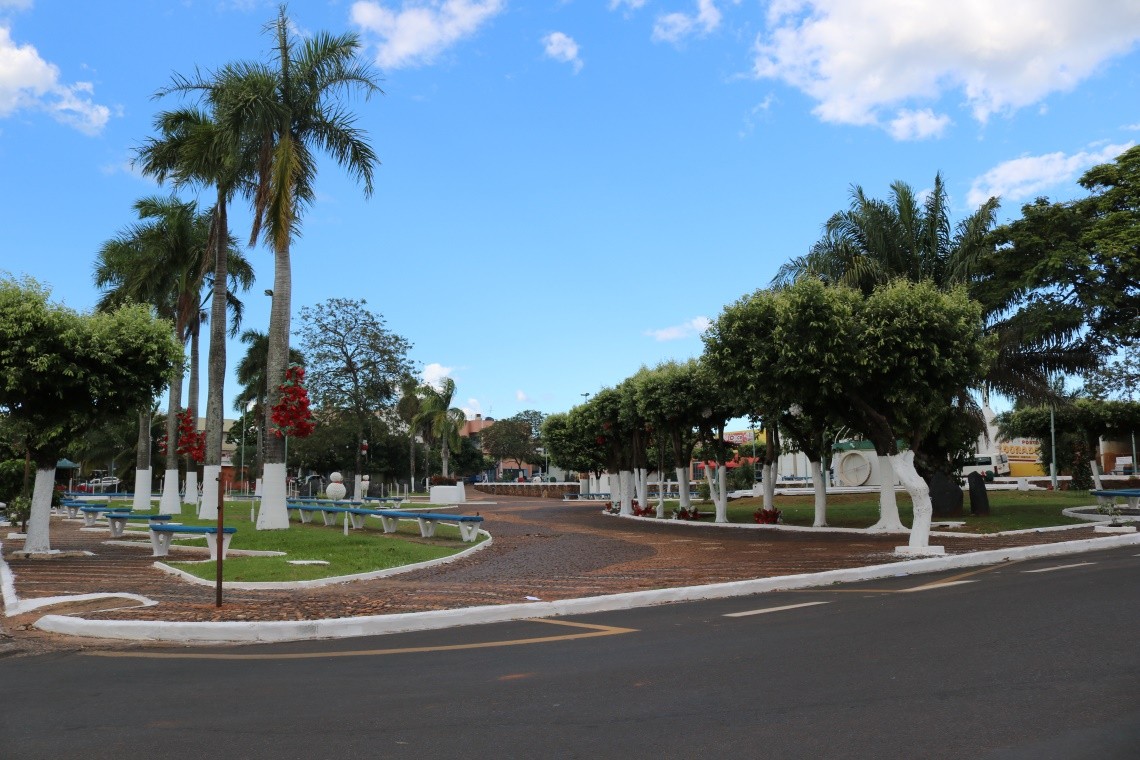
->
<box><xmin>415</xmin><ymin>378</ymin><xmax>467</xmax><ymax>479</ymax></box>
<box><xmin>95</xmin><ymin>196</ymin><xmax>213</xmax><ymax>514</ymax></box>
<box><xmin>137</xmin><ymin>104</ymin><xmax>255</xmax><ymax>517</ymax></box>
<box><xmin>170</xmin><ymin>6</ymin><xmax>380</xmax><ymax>528</ymax></box>
<box><xmin>234</xmin><ymin>329</ymin><xmax>304</xmax><ymax>484</ymax></box>
<box><xmin>396</xmin><ymin>377</ymin><xmax>423</xmax><ymax>491</ymax></box>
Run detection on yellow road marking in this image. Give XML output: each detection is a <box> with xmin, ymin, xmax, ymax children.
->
<box><xmin>83</xmin><ymin>618</ymin><xmax>637</xmax><ymax>660</ymax></box>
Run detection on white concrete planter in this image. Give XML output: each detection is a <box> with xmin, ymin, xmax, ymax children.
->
<box><xmin>1093</xmin><ymin>524</ymin><xmax>1137</xmax><ymax>533</ymax></box>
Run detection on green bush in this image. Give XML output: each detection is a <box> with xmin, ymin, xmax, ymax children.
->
<box><xmin>0</xmin><ymin>459</ymin><xmax>24</xmax><ymax>503</ymax></box>
<box><xmin>4</xmin><ymin>495</ymin><xmax>30</xmax><ymax>530</ymax></box>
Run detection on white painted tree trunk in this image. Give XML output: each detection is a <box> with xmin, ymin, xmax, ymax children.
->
<box><xmin>866</xmin><ymin>455</ymin><xmax>907</xmax><ymax>532</ymax></box>
<box><xmin>257</xmin><ymin>461</ymin><xmax>290</xmax><ymax>529</ymax></box>
<box><xmin>1091</xmin><ymin>460</ymin><xmax>1104</xmax><ymax>491</ymax></box>
<box><xmin>158</xmin><ymin>469</ymin><xmax>181</xmax><ymax>515</ymax></box>
<box><xmin>131</xmin><ymin>469</ymin><xmax>151</xmax><ymax>512</ymax></box>
<box><xmin>656</xmin><ymin>477</ymin><xmax>667</xmax><ymax>518</ymax></box>
<box><xmin>182</xmin><ymin>469</ymin><xmax>198</xmax><ymax>506</ymax></box>
<box><xmin>618</xmin><ymin>470</ymin><xmax>634</xmax><ymax>515</ymax></box>
<box><xmin>676</xmin><ymin>466</ymin><xmax>691</xmax><ymax>509</ymax></box>
<box><xmin>891</xmin><ymin>450</ymin><xmax>935</xmax><ymax>549</ymax></box>
<box><xmin>634</xmin><ymin>468</ymin><xmax>648</xmax><ymax>507</ymax></box>
<box><xmin>763</xmin><ymin>463</ymin><xmax>776</xmax><ymax>510</ymax></box>
<box><xmin>710</xmin><ymin>465</ymin><xmax>728</xmax><ymax>523</ymax></box>
<box><xmin>199</xmin><ymin>464</ymin><xmax>220</xmax><ymax>520</ymax></box>
<box><xmin>254</xmin><ymin>478</ymin><xmax>263</xmax><ymax>497</ymax></box>
<box><xmin>354</xmin><ymin>474</ymin><xmax>364</xmax><ymax>501</ymax></box>
<box><xmin>810</xmin><ymin>460</ymin><xmax>828</xmax><ymax>527</ymax></box>
<box><xmin>23</xmin><ymin>467</ymin><xmax>56</xmax><ymax>554</ymax></box>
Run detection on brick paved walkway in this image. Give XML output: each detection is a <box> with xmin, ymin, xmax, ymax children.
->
<box><xmin>0</xmin><ymin>491</ymin><xmax>1113</xmax><ymax>641</ymax></box>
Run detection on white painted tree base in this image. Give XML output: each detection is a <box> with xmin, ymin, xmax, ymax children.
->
<box><xmin>199</xmin><ymin>465</ymin><xmax>220</xmax><ymax>520</ymax></box>
<box><xmin>158</xmin><ymin>470</ymin><xmax>181</xmax><ymax>515</ymax></box>
<box><xmin>895</xmin><ymin>545</ymin><xmax>946</xmax><ymax>556</ymax></box>
<box><xmin>182</xmin><ymin>470</ymin><xmax>199</xmax><ymax>506</ymax></box>
<box><xmin>131</xmin><ymin>469</ymin><xmax>151</xmax><ymax>512</ymax></box>
<box><xmin>257</xmin><ymin>462</ymin><xmax>289</xmax><ymax>530</ymax></box>
<box><xmin>23</xmin><ymin>467</ymin><xmax>56</xmax><ymax>554</ymax></box>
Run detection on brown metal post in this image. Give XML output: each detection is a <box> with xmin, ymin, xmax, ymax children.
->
<box><xmin>216</xmin><ymin>473</ymin><xmax>225</xmax><ymax>607</ymax></box>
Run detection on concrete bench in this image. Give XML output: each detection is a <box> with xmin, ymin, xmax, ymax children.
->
<box><xmin>567</xmin><ymin>492</ymin><xmax>611</xmax><ymax>501</ymax></box>
<box><xmin>149</xmin><ymin>524</ymin><xmax>237</xmax><ymax>560</ymax></box>
<box><xmin>287</xmin><ymin>501</ymin><xmax>363</xmax><ymax>526</ymax></box>
<box><xmin>1112</xmin><ymin>457</ymin><xmax>1134</xmax><ymax>475</ymax></box>
<box><xmin>61</xmin><ymin>500</ymin><xmax>90</xmax><ymax>519</ymax></box>
<box><xmin>105</xmin><ymin>512</ymin><xmax>174</xmax><ymax>538</ymax></box>
<box><xmin>1091</xmin><ymin>489</ymin><xmax>1140</xmax><ymax>510</ymax></box>
<box><xmin>78</xmin><ymin>505</ymin><xmax>125</xmax><ymax>527</ymax></box>
<box><xmin>350</xmin><ymin>508</ymin><xmax>484</xmax><ymax>542</ymax></box>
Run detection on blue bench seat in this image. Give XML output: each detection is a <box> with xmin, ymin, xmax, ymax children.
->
<box><xmin>78</xmin><ymin>504</ymin><xmax>125</xmax><ymax>527</ymax></box>
<box><xmin>349</xmin><ymin>508</ymin><xmax>484</xmax><ymax>542</ymax></box>
<box><xmin>148</xmin><ymin>524</ymin><xmax>237</xmax><ymax>560</ymax></box>
<box><xmin>104</xmin><ymin>511</ymin><xmax>174</xmax><ymax>538</ymax></box>
<box><xmin>287</xmin><ymin>501</ymin><xmax>364</xmax><ymax>526</ymax></box>
<box><xmin>1091</xmin><ymin>489</ymin><xmax>1140</xmax><ymax>509</ymax></box>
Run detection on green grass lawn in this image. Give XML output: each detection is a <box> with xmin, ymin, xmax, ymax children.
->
<box><xmin>109</xmin><ymin>498</ymin><xmax>481</xmax><ymax>582</ymax></box>
<box><xmin>716</xmin><ymin>489</ymin><xmax>1094</xmax><ymax>532</ymax></box>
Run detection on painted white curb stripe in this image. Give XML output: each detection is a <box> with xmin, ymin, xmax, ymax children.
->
<box><xmin>1022</xmin><ymin>562</ymin><xmax>1095</xmax><ymax>573</ymax></box>
<box><xmin>897</xmin><ymin>580</ymin><xmax>975</xmax><ymax>592</ymax></box>
<box><xmin>724</xmin><ymin>601</ymin><xmax>829</xmax><ymax>617</ymax></box>
<box><xmin>30</xmin><ymin>532</ymin><xmax>1140</xmax><ymax>644</ymax></box>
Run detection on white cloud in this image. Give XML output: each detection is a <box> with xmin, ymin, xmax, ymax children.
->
<box><xmin>351</xmin><ymin>0</ymin><xmax>505</xmax><ymax>70</ymax></box>
<box><xmin>967</xmin><ymin>142</ymin><xmax>1134</xmax><ymax>207</ymax></box>
<box><xmin>646</xmin><ymin>316</ymin><xmax>712</xmax><ymax>341</ymax></box>
<box><xmin>461</xmin><ymin>397</ymin><xmax>483</xmax><ymax>418</ymax></box>
<box><xmin>753</xmin><ymin>0</ymin><xmax>1140</xmax><ymax>138</ymax></box>
<box><xmin>653</xmin><ymin>0</ymin><xmax>723</xmax><ymax>45</ymax></box>
<box><xmin>515</xmin><ymin>389</ymin><xmax>529</xmax><ymax>402</ymax></box>
<box><xmin>422</xmin><ymin>362</ymin><xmax>454</xmax><ymax>389</ymax></box>
<box><xmin>609</xmin><ymin>0</ymin><xmax>646</xmax><ymax>11</ymax></box>
<box><xmin>0</xmin><ymin>25</ymin><xmax>110</xmax><ymax>134</ymax></box>
<box><xmin>887</xmin><ymin>108</ymin><xmax>951</xmax><ymax>141</ymax></box>
<box><xmin>542</xmin><ymin>31</ymin><xmax>582</xmax><ymax>73</ymax></box>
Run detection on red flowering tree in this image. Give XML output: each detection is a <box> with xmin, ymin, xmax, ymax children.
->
<box><xmin>271</xmin><ymin>364</ymin><xmax>315</xmax><ymax>438</ymax></box>
<box><xmin>158</xmin><ymin>408</ymin><xmax>205</xmax><ymax>462</ymax></box>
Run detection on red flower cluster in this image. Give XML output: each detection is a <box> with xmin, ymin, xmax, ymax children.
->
<box><xmin>753</xmin><ymin>507</ymin><xmax>782</xmax><ymax>524</ymax></box>
<box><xmin>176</xmin><ymin>409</ymin><xmax>205</xmax><ymax>462</ymax></box>
<box><xmin>271</xmin><ymin>364</ymin><xmax>315</xmax><ymax>439</ymax></box>
<box><xmin>157</xmin><ymin>408</ymin><xmax>204</xmax><ymax>462</ymax></box>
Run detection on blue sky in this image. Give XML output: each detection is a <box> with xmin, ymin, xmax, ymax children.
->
<box><xmin>2</xmin><ymin>0</ymin><xmax>1139</xmax><ymax>426</ymax></box>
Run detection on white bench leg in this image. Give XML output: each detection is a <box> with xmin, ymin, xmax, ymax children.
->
<box><xmin>321</xmin><ymin>511</ymin><xmax>338</xmax><ymax>526</ymax></box>
<box><xmin>458</xmin><ymin>522</ymin><xmax>479</xmax><ymax>542</ymax></box>
<box><xmin>416</xmin><ymin>517</ymin><xmax>437</xmax><ymax>538</ymax></box>
<box><xmin>83</xmin><ymin>513</ymin><xmax>98</xmax><ymax>527</ymax></box>
<box><xmin>150</xmin><ymin>530</ymin><xmax>172</xmax><ymax>557</ymax></box>
<box><xmin>350</xmin><ymin>512</ymin><xmax>365</xmax><ymax>529</ymax></box>
<box><xmin>108</xmin><ymin>519</ymin><xmax>127</xmax><ymax>538</ymax></box>
<box><xmin>299</xmin><ymin>509</ymin><xmax>313</xmax><ymax>524</ymax></box>
<box><xmin>379</xmin><ymin>515</ymin><xmax>399</xmax><ymax>533</ymax></box>
<box><xmin>204</xmin><ymin>532</ymin><xmax>234</xmax><ymax>560</ymax></box>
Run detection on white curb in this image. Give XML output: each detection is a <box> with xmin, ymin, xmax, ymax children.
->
<box><xmin>30</xmin><ymin>532</ymin><xmax>1140</xmax><ymax>644</ymax></box>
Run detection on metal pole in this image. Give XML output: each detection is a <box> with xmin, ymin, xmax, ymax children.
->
<box><xmin>215</xmin><ymin>471</ymin><xmax>224</xmax><ymax>608</ymax></box>
<box><xmin>1050</xmin><ymin>404</ymin><xmax>1058</xmax><ymax>491</ymax></box>
<box><xmin>1132</xmin><ymin>430</ymin><xmax>1137</xmax><ymax>480</ymax></box>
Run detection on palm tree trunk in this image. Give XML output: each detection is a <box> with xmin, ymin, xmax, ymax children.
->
<box><xmin>183</xmin><ymin>323</ymin><xmax>200</xmax><ymax>506</ymax></box>
<box><xmin>132</xmin><ymin>409</ymin><xmax>152</xmax><ymax>511</ymax></box>
<box><xmin>159</xmin><ymin>335</ymin><xmax>184</xmax><ymax>515</ymax></box>
<box><xmin>201</xmin><ymin>198</ymin><xmax>228</xmax><ymax>521</ymax></box>
<box><xmin>258</xmin><ymin>239</ymin><xmax>292</xmax><ymax>529</ymax></box>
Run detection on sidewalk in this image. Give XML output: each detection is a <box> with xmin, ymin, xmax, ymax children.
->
<box><xmin>3</xmin><ymin>491</ymin><xmax>1138</xmax><ymax>652</ymax></box>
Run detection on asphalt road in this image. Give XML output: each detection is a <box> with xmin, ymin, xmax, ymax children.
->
<box><xmin>2</xmin><ymin>546</ymin><xmax>1138</xmax><ymax>759</ymax></box>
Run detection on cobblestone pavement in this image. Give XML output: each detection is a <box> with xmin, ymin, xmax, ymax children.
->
<box><xmin>0</xmin><ymin>491</ymin><xmax>1113</xmax><ymax>654</ymax></box>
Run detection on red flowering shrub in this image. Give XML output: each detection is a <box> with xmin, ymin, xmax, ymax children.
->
<box><xmin>271</xmin><ymin>364</ymin><xmax>315</xmax><ymax>439</ymax></box>
<box><xmin>158</xmin><ymin>408</ymin><xmax>205</xmax><ymax>462</ymax></box>
<box><xmin>754</xmin><ymin>507</ymin><xmax>781</xmax><ymax>524</ymax></box>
